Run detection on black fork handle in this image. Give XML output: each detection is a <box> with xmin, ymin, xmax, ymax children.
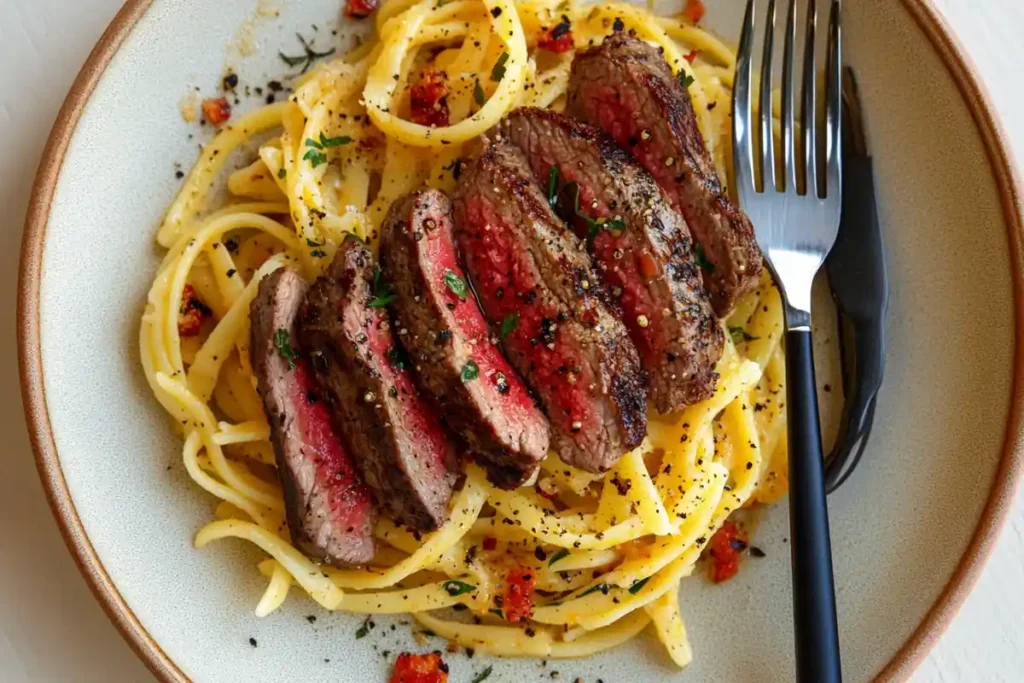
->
<box><xmin>785</xmin><ymin>329</ymin><xmax>842</xmax><ymax>683</ymax></box>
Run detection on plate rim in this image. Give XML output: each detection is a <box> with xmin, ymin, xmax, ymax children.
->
<box><xmin>16</xmin><ymin>1</ymin><xmax>1024</xmax><ymax>681</ymax></box>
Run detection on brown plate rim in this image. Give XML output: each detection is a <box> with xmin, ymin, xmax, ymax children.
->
<box><xmin>16</xmin><ymin>1</ymin><xmax>1024</xmax><ymax>681</ymax></box>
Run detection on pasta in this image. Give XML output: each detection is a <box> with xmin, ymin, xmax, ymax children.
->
<box><xmin>139</xmin><ymin>0</ymin><xmax>789</xmax><ymax>669</ymax></box>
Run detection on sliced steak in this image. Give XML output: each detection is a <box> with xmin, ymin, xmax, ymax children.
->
<box><xmin>452</xmin><ymin>141</ymin><xmax>646</xmax><ymax>473</ymax></box>
<box><xmin>298</xmin><ymin>237</ymin><xmax>457</xmax><ymax>531</ymax></box>
<box><xmin>249</xmin><ymin>268</ymin><xmax>375</xmax><ymax>566</ymax></box>
<box><xmin>496</xmin><ymin>108</ymin><xmax>723</xmax><ymax>412</ymax></box>
<box><xmin>381</xmin><ymin>189</ymin><xmax>551</xmax><ymax>488</ymax></box>
<box><xmin>567</xmin><ymin>32</ymin><xmax>763</xmax><ymax>315</ymax></box>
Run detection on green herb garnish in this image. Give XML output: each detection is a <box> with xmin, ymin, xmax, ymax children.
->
<box><xmin>279</xmin><ymin>33</ymin><xmax>337</xmax><ymax>75</ymax></box>
<box><xmin>474</xmin><ymin>78</ymin><xmax>486</xmax><ymax>106</ymax></box>
<box><xmin>277</xmin><ymin>168</ymin><xmax>287</xmax><ymax>179</ymax></box>
<box><xmin>488</xmin><ymin>608</ymin><xmax>504</xmax><ymax>619</ymax></box>
<box><xmin>461</xmin><ymin>359</ymin><xmax>480</xmax><ymax>382</ymax></box>
<box><xmin>307</xmin><ymin>132</ymin><xmax>353</xmax><ymax>149</ymax></box>
<box><xmin>547</xmin><ymin>165</ymin><xmax>560</xmax><ymax>208</ymax></box>
<box><xmin>694</xmin><ymin>244</ymin><xmax>715</xmax><ymax>273</ymax></box>
<box><xmin>499</xmin><ymin>312</ymin><xmax>519</xmax><ymax>340</ymax></box>
<box><xmin>491</xmin><ymin>52</ymin><xmax>510</xmax><ymax>82</ymax></box>
<box><xmin>678</xmin><ymin>71</ymin><xmax>695</xmax><ymax>89</ymax></box>
<box><xmin>579</xmin><ymin>582</ymin><xmax>610</xmax><ymax>598</ymax></box>
<box><xmin>273</xmin><ymin>328</ymin><xmax>299</xmax><ymax>369</ymax></box>
<box><xmin>471</xmin><ymin>666</ymin><xmax>494</xmax><ymax>683</ymax></box>
<box><xmin>444</xmin><ymin>268</ymin><xmax>468</xmax><ymax>298</ymax></box>
<box><xmin>303</xmin><ymin>148</ymin><xmax>328</xmax><ymax>168</ymax></box>
<box><xmin>627</xmin><ymin>577</ymin><xmax>650</xmax><ymax>595</ymax></box>
<box><xmin>547</xmin><ymin>549</ymin><xmax>570</xmax><ymax>566</ymax></box>
<box><xmin>368</xmin><ymin>267</ymin><xmax>397</xmax><ymax>308</ymax></box>
<box><xmin>728</xmin><ymin>326</ymin><xmax>759</xmax><ymax>345</ymax></box>
<box><xmin>443</xmin><ymin>580</ymin><xmax>477</xmax><ymax>597</ymax></box>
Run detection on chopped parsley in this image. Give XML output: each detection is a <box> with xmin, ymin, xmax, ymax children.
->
<box><xmin>461</xmin><ymin>359</ymin><xmax>480</xmax><ymax>382</ymax></box>
<box><xmin>547</xmin><ymin>548</ymin><xmax>570</xmax><ymax>566</ymax></box>
<box><xmin>277</xmin><ymin>168</ymin><xmax>287</xmax><ymax>179</ymax></box>
<box><xmin>579</xmin><ymin>582</ymin><xmax>610</xmax><ymax>598</ymax></box>
<box><xmin>557</xmin><ymin>181</ymin><xmax>626</xmax><ymax>247</ymax></box>
<box><xmin>728</xmin><ymin>326</ymin><xmax>759</xmax><ymax>345</ymax></box>
<box><xmin>444</xmin><ymin>269</ymin><xmax>468</xmax><ymax>298</ymax></box>
<box><xmin>368</xmin><ymin>267</ymin><xmax>397</xmax><ymax>308</ymax></box>
<box><xmin>471</xmin><ymin>666</ymin><xmax>494</xmax><ymax>683</ymax></box>
<box><xmin>499</xmin><ymin>312</ymin><xmax>519</xmax><ymax>340</ymax></box>
<box><xmin>491</xmin><ymin>52</ymin><xmax>510</xmax><ymax>82</ymax></box>
<box><xmin>679</xmin><ymin>71</ymin><xmax>695</xmax><ymax>89</ymax></box>
<box><xmin>443</xmin><ymin>580</ymin><xmax>477</xmax><ymax>596</ymax></box>
<box><xmin>273</xmin><ymin>328</ymin><xmax>299</xmax><ymax>369</ymax></box>
<box><xmin>547</xmin><ymin>165</ymin><xmax>560</xmax><ymax>208</ymax></box>
<box><xmin>694</xmin><ymin>244</ymin><xmax>715</xmax><ymax>273</ymax></box>
<box><xmin>303</xmin><ymin>133</ymin><xmax>353</xmax><ymax>169</ymax></box>
<box><xmin>303</xmin><ymin>148</ymin><xmax>328</xmax><ymax>168</ymax></box>
<box><xmin>307</xmin><ymin>132</ymin><xmax>354</xmax><ymax>149</ymax></box>
<box><xmin>279</xmin><ymin>33</ymin><xmax>337</xmax><ymax>75</ymax></box>
<box><xmin>474</xmin><ymin>78</ymin><xmax>486</xmax><ymax>106</ymax></box>
<box><xmin>627</xmin><ymin>577</ymin><xmax>650</xmax><ymax>595</ymax></box>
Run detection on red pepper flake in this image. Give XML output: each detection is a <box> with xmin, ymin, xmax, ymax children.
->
<box><xmin>482</xmin><ymin>536</ymin><xmax>498</xmax><ymax>551</ymax></box>
<box><xmin>639</xmin><ymin>251</ymin><xmax>659</xmax><ymax>280</ymax></box>
<box><xmin>682</xmin><ymin>0</ymin><xmax>706</xmax><ymax>24</ymax></box>
<box><xmin>538</xmin><ymin>16</ymin><xmax>574</xmax><ymax>53</ymax></box>
<box><xmin>502</xmin><ymin>567</ymin><xmax>536</xmax><ymax>623</ymax></box>
<box><xmin>389</xmin><ymin>652</ymin><xmax>448</xmax><ymax>683</ymax></box>
<box><xmin>345</xmin><ymin>0</ymin><xmax>379</xmax><ymax>19</ymax></box>
<box><xmin>709</xmin><ymin>520</ymin><xmax>748</xmax><ymax>583</ymax></box>
<box><xmin>178</xmin><ymin>284</ymin><xmax>212</xmax><ymax>337</ymax></box>
<box><xmin>409</xmin><ymin>68</ymin><xmax>450</xmax><ymax>128</ymax></box>
<box><xmin>201</xmin><ymin>97</ymin><xmax>232</xmax><ymax>126</ymax></box>
<box><xmin>684</xmin><ymin>49</ymin><xmax>699</xmax><ymax>63</ymax></box>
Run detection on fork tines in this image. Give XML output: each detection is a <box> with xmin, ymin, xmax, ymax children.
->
<box><xmin>734</xmin><ymin>0</ymin><xmax>842</xmax><ymax>200</ymax></box>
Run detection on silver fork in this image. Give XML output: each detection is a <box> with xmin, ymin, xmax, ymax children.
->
<box><xmin>733</xmin><ymin>0</ymin><xmax>843</xmax><ymax>681</ymax></box>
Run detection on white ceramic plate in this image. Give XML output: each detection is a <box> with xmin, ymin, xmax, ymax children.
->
<box><xmin>19</xmin><ymin>0</ymin><xmax>1024</xmax><ymax>681</ymax></box>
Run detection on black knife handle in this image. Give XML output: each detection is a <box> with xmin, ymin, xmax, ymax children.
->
<box><xmin>785</xmin><ymin>329</ymin><xmax>843</xmax><ymax>683</ymax></box>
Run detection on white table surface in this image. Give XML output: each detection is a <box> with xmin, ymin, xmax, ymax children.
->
<box><xmin>1</xmin><ymin>1</ymin><xmax>1022</xmax><ymax>681</ymax></box>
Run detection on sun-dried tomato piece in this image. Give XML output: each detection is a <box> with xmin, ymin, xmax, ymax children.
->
<box><xmin>502</xmin><ymin>567</ymin><xmax>536</xmax><ymax>623</ymax></box>
<box><xmin>178</xmin><ymin>284</ymin><xmax>212</xmax><ymax>337</ymax></box>
<box><xmin>389</xmin><ymin>653</ymin><xmax>448</xmax><ymax>683</ymax></box>
<box><xmin>409</xmin><ymin>68</ymin><xmax>450</xmax><ymax>128</ymax></box>
<box><xmin>682</xmin><ymin>0</ymin><xmax>706</xmax><ymax>24</ymax></box>
<box><xmin>346</xmin><ymin>0</ymin><xmax>379</xmax><ymax>19</ymax></box>
<box><xmin>538</xmin><ymin>16</ymin><xmax>573</xmax><ymax>53</ymax></box>
<box><xmin>709</xmin><ymin>520</ymin><xmax>748</xmax><ymax>583</ymax></box>
<box><xmin>482</xmin><ymin>536</ymin><xmax>498</xmax><ymax>551</ymax></box>
<box><xmin>201</xmin><ymin>97</ymin><xmax>232</xmax><ymax>126</ymax></box>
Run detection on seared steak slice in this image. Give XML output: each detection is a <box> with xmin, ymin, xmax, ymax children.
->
<box><xmin>496</xmin><ymin>108</ymin><xmax>723</xmax><ymax>412</ymax></box>
<box><xmin>298</xmin><ymin>237</ymin><xmax>457</xmax><ymax>531</ymax></box>
<box><xmin>452</xmin><ymin>142</ymin><xmax>646</xmax><ymax>473</ymax></box>
<box><xmin>249</xmin><ymin>268</ymin><xmax>375</xmax><ymax>566</ymax></box>
<box><xmin>567</xmin><ymin>32</ymin><xmax>762</xmax><ymax>315</ymax></box>
<box><xmin>381</xmin><ymin>190</ymin><xmax>551</xmax><ymax>488</ymax></box>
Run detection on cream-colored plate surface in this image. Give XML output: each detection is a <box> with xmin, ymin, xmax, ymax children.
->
<box><xmin>21</xmin><ymin>0</ymin><xmax>1024</xmax><ymax>681</ymax></box>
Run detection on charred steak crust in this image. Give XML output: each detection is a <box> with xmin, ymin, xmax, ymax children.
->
<box><xmin>250</xmin><ymin>268</ymin><xmax>375</xmax><ymax>566</ymax></box>
<box><xmin>298</xmin><ymin>238</ymin><xmax>457</xmax><ymax>531</ymax></box>
<box><xmin>567</xmin><ymin>32</ymin><xmax>763</xmax><ymax>315</ymax></box>
<box><xmin>453</xmin><ymin>142</ymin><xmax>646</xmax><ymax>473</ymax></box>
<box><xmin>496</xmin><ymin>108</ymin><xmax>724</xmax><ymax>412</ymax></box>
<box><xmin>381</xmin><ymin>189</ymin><xmax>551</xmax><ymax>489</ymax></box>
